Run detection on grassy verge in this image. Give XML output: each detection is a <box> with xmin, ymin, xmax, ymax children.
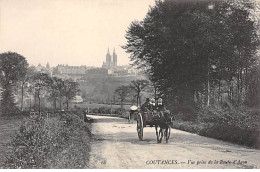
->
<box><xmin>171</xmin><ymin>120</ymin><xmax>210</xmax><ymax>134</ymax></box>
<box><xmin>172</xmin><ymin>120</ymin><xmax>260</xmax><ymax>149</ymax></box>
<box><xmin>0</xmin><ymin>116</ymin><xmax>24</xmax><ymax>168</ymax></box>
<box><xmin>3</xmin><ymin>112</ymin><xmax>92</xmax><ymax>169</ymax></box>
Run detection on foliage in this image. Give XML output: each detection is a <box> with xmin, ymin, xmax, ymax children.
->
<box><xmin>172</xmin><ymin>104</ymin><xmax>260</xmax><ymax>148</ymax></box>
<box><xmin>62</xmin><ymin>80</ymin><xmax>80</xmax><ymax>111</ymax></box>
<box><xmin>48</xmin><ymin>77</ymin><xmax>63</xmax><ymax>110</ymax></box>
<box><xmin>123</xmin><ymin>0</ymin><xmax>259</xmax><ymax>108</ymax></box>
<box><xmin>30</xmin><ymin>72</ymin><xmax>53</xmax><ymax>112</ymax></box>
<box><xmin>0</xmin><ymin>52</ymin><xmax>28</xmax><ymax>116</ymax></box>
<box><xmin>245</xmin><ymin>65</ymin><xmax>260</xmax><ymax>107</ymax></box>
<box><xmin>130</xmin><ymin>79</ymin><xmax>149</xmax><ymax>106</ymax></box>
<box><xmin>4</xmin><ymin>112</ymin><xmax>91</xmax><ymax>168</ymax></box>
<box><xmin>114</xmin><ymin>85</ymin><xmax>132</xmax><ymax>111</ymax></box>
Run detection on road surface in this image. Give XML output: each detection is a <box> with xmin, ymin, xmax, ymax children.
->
<box><xmin>87</xmin><ymin>115</ymin><xmax>260</xmax><ymax>169</ymax></box>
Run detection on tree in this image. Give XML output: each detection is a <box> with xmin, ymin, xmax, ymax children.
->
<box><xmin>245</xmin><ymin>64</ymin><xmax>260</xmax><ymax>107</ymax></box>
<box><xmin>114</xmin><ymin>85</ymin><xmax>131</xmax><ymax>111</ymax></box>
<box><xmin>123</xmin><ymin>0</ymin><xmax>259</xmax><ymax>109</ymax></box>
<box><xmin>49</xmin><ymin>77</ymin><xmax>63</xmax><ymax>110</ymax></box>
<box><xmin>62</xmin><ymin>79</ymin><xmax>79</xmax><ymax>111</ymax></box>
<box><xmin>31</xmin><ymin>72</ymin><xmax>52</xmax><ymax>113</ymax></box>
<box><xmin>20</xmin><ymin>66</ymin><xmax>36</xmax><ymax>111</ymax></box>
<box><xmin>130</xmin><ymin>80</ymin><xmax>149</xmax><ymax>107</ymax></box>
<box><xmin>0</xmin><ymin>52</ymin><xmax>28</xmax><ymax>116</ymax></box>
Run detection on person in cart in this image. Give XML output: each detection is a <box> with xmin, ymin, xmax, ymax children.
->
<box><xmin>140</xmin><ymin>98</ymin><xmax>154</xmax><ymax>126</ymax></box>
<box><xmin>150</xmin><ymin>98</ymin><xmax>157</xmax><ymax>111</ymax></box>
<box><xmin>156</xmin><ymin>98</ymin><xmax>173</xmax><ymax>123</ymax></box>
<box><xmin>140</xmin><ymin>98</ymin><xmax>152</xmax><ymax>112</ymax></box>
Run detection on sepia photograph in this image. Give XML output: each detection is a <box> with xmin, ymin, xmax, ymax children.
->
<box><xmin>0</xmin><ymin>0</ymin><xmax>260</xmax><ymax>169</ymax></box>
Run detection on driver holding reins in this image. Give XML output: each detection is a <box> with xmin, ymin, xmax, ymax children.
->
<box><xmin>156</xmin><ymin>98</ymin><xmax>172</xmax><ymax>123</ymax></box>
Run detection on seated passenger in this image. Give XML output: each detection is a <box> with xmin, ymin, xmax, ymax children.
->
<box><xmin>150</xmin><ymin>98</ymin><xmax>156</xmax><ymax>111</ymax></box>
<box><xmin>141</xmin><ymin>98</ymin><xmax>152</xmax><ymax>112</ymax></box>
<box><xmin>156</xmin><ymin>98</ymin><xmax>172</xmax><ymax>123</ymax></box>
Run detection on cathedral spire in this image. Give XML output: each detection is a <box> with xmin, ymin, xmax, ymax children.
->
<box><xmin>113</xmin><ymin>48</ymin><xmax>117</xmax><ymax>67</ymax></box>
<box><xmin>106</xmin><ymin>48</ymin><xmax>111</xmax><ymax>68</ymax></box>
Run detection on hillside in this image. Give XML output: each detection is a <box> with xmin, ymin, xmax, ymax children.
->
<box><xmin>79</xmin><ymin>74</ymin><xmax>148</xmax><ymax>104</ymax></box>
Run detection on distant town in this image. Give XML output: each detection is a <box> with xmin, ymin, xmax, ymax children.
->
<box><xmin>34</xmin><ymin>48</ymin><xmax>140</xmax><ymax>81</ymax></box>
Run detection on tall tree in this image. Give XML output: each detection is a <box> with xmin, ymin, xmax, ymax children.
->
<box><xmin>130</xmin><ymin>80</ymin><xmax>149</xmax><ymax>107</ymax></box>
<box><xmin>0</xmin><ymin>52</ymin><xmax>28</xmax><ymax>116</ymax></box>
<box><xmin>20</xmin><ymin>66</ymin><xmax>36</xmax><ymax>111</ymax></box>
<box><xmin>32</xmin><ymin>72</ymin><xmax>52</xmax><ymax>113</ymax></box>
<box><xmin>62</xmin><ymin>79</ymin><xmax>79</xmax><ymax>111</ymax></box>
<box><xmin>49</xmin><ymin>77</ymin><xmax>63</xmax><ymax>110</ymax></box>
<box><xmin>114</xmin><ymin>85</ymin><xmax>131</xmax><ymax>111</ymax></box>
<box><xmin>123</xmin><ymin>0</ymin><xmax>259</xmax><ymax>108</ymax></box>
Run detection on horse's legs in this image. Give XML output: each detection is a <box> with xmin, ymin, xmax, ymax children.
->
<box><xmin>158</xmin><ymin>127</ymin><xmax>163</xmax><ymax>143</ymax></box>
<box><xmin>155</xmin><ymin>125</ymin><xmax>160</xmax><ymax>143</ymax></box>
<box><xmin>165</xmin><ymin>126</ymin><xmax>168</xmax><ymax>143</ymax></box>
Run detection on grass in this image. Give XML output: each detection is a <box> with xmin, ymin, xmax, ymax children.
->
<box><xmin>71</xmin><ymin>102</ymin><xmax>131</xmax><ymax>110</ymax></box>
<box><xmin>0</xmin><ymin>116</ymin><xmax>24</xmax><ymax>168</ymax></box>
<box><xmin>1</xmin><ymin>112</ymin><xmax>92</xmax><ymax>169</ymax></box>
<box><xmin>171</xmin><ymin>115</ymin><xmax>260</xmax><ymax>149</ymax></box>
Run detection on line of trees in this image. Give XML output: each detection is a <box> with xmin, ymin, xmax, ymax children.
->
<box><xmin>114</xmin><ymin>79</ymin><xmax>150</xmax><ymax>111</ymax></box>
<box><xmin>123</xmin><ymin>0</ymin><xmax>260</xmax><ymax>112</ymax></box>
<box><xmin>0</xmin><ymin>52</ymin><xmax>79</xmax><ymax>116</ymax></box>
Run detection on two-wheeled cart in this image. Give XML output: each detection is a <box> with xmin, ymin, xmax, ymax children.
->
<box><xmin>136</xmin><ymin>110</ymin><xmax>171</xmax><ymax>143</ymax></box>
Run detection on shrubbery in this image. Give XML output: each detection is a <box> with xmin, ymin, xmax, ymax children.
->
<box><xmin>172</xmin><ymin>102</ymin><xmax>260</xmax><ymax>149</ymax></box>
<box><xmin>169</xmin><ymin>103</ymin><xmax>198</xmax><ymax>121</ymax></box>
<box><xmin>198</xmin><ymin>104</ymin><xmax>260</xmax><ymax>148</ymax></box>
<box><xmin>4</xmin><ymin>112</ymin><xmax>91</xmax><ymax>168</ymax></box>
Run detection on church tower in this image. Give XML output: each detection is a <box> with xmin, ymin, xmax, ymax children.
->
<box><xmin>106</xmin><ymin>48</ymin><xmax>111</xmax><ymax>68</ymax></box>
<box><xmin>113</xmin><ymin>48</ymin><xmax>117</xmax><ymax>67</ymax></box>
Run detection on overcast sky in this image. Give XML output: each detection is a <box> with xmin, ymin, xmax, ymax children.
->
<box><xmin>0</xmin><ymin>0</ymin><xmax>155</xmax><ymax>67</ymax></box>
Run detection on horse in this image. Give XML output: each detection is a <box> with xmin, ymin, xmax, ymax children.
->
<box><xmin>154</xmin><ymin>110</ymin><xmax>172</xmax><ymax>143</ymax></box>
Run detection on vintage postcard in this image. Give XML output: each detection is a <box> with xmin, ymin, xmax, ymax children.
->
<box><xmin>0</xmin><ymin>0</ymin><xmax>259</xmax><ymax>169</ymax></box>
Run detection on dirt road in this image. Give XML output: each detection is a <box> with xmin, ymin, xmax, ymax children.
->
<box><xmin>87</xmin><ymin>115</ymin><xmax>260</xmax><ymax>169</ymax></box>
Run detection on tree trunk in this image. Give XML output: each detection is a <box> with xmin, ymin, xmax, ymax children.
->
<box><xmin>205</xmin><ymin>59</ymin><xmax>210</xmax><ymax>107</ymax></box>
<box><xmin>218</xmin><ymin>81</ymin><xmax>221</xmax><ymax>103</ymax></box>
<box><xmin>66</xmin><ymin>98</ymin><xmax>69</xmax><ymax>111</ymax></box>
<box><xmin>120</xmin><ymin>100</ymin><xmax>123</xmax><ymax>112</ymax></box>
<box><xmin>206</xmin><ymin>75</ymin><xmax>210</xmax><ymax>107</ymax></box>
<box><xmin>59</xmin><ymin>96</ymin><xmax>62</xmax><ymax>111</ymax></box>
<box><xmin>29</xmin><ymin>96</ymin><xmax>32</xmax><ymax>111</ymax></box>
<box><xmin>137</xmin><ymin>94</ymin><xmax>139</xmax><ymax>107</ymax></box>
<box><xmin>110</xmin><ymin>98</ymin><xmax>112</xmax><ymax>115</ymax></box>
<box><xmin>53</xmin><ymin>98</ymin><xmax>57</xmax><ymax>110</ymax></box>
<box><xmin>154</xmin><ymin>84</ymin><xmax>157</xmax><ymax>100</ymax></box>
<box><xmin>38</xmin><ymin>93</ymin><xmax>41</xmax><ymax>113</ymax></box>
<box><xmin>21</xmin><ymin>82</ymin><xmax>25</xmax><ymax>111</ymax></box>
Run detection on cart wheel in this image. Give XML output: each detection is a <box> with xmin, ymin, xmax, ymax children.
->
<box><xmin>137</xmin><ymin>113</ymin><xmax>143</xmax><ymax>140</ymax></box>
<box><xmin>165</xmin><ymin>126</ymin><xmax>171</xmax><ymax>143</ymax></box>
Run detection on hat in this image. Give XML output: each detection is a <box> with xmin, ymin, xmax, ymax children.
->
<box><xmin>130</xmin><ymin>105</ymin><xmax>137</xmax><ymax>110</ymax></box>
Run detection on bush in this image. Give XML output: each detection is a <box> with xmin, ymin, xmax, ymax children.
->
<box><xmin>172</xmin><ymin>103</ymin><xmax>260</xmax><ymax>149</ymax></box>
<box><xmin>98</xmin><ymin>107</ymin><xmax>111</xmax><ymax>114</ymax></box>
<box><xmin>4</xmin><ymin>112</ymin><xmax>91</xmax><ymax>168</ymax></box>
<box><xmin>168</xmin><ymin>103</ymin><xmax>198</xmax><ymax>121</ymax></box>
<box><xmin>198</xmin><ymin>104</ymin><xmax>260</xmax><ymax>148</ymax></box>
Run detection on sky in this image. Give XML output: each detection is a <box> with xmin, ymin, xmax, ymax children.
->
<box><xmin>0</xmin><ymin>0</ymin><xmax>155</xmax><ymax>67</ymax></box>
